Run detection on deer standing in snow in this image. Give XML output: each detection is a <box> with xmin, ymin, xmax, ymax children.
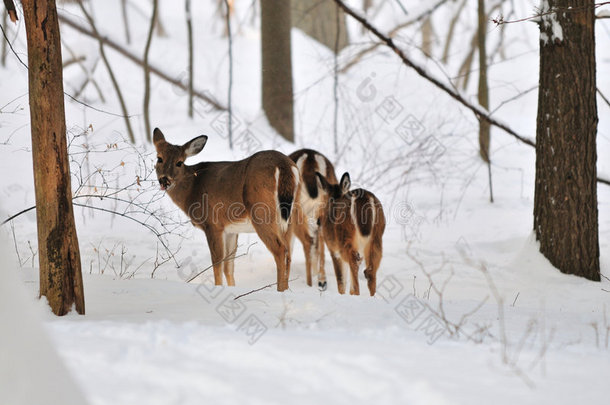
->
<box><xmin>152</xmin><ymin>128</ymin><xmax>300</xmax><ymax>291</ymax></box>
<box><xmin>315</xmin><ymin>172</ymin><xmax>385</xmax><ymax>296</ymax></box>
<box><xmin>289</xmin><ymin>149</ymin><xmax>338</xmax><ymax>290</ymax></box>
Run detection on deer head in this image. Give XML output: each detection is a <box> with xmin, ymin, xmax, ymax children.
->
<box><xmin>315</xmin><ymin>171</ymin><xmax>351</xmax><ymax>201</ymax></box>
<box><xmin>152</xmin><ymin>128</ymin><xmax>208</xmax><ymax>191</ymax></box>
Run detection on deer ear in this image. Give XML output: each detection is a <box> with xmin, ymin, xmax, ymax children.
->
<box><xmin>340</xmin><ymin>172</ymin><xmax>351</xmax><ymax>194</ymax></box>
<box><xmin>183</xmin><ymin>135</ymin><xmax>208</xmax><ymax>157</ymax></box>
<box><xmin>315</xmin><ymin>172</ymin><xmax>329</xmax><ymax>191</ymax></box>
<box><xmin>153</xmin><ymin>128</ymin><xmax>165</xmax><ymax>146</ymax></box>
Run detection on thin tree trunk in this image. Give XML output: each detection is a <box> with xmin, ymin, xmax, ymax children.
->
<box><xmin>534</xmin><ymin>0</ymin><xmax>599</xmax><ymax>280</ymax></box>
<box><xmin>441</xmin><ymin>0</ymin><xmax>467</xmax><ymax>64</ymax></box>
<box><xmin>477</xmin><ymin>0</ymin><xmax>490</xmax><ymax>164</ymax></box>
<box><xmin>77</xmin><ymin>1</ymin><xmax>136</xmax><ymax>144</ymax></box>
<box><xmin>121</xmin><ymin>0</ymin><xmax>131</xmax><ymax>44</ymax></box>
<box><xmin>224</xmin><ymin>0</ymin><xmax>233</xmax><ymax>148</ymax></box>
<box><xmin>186</xmin><ymin>0</ymin><xmax>193</xmax><ymax>118</ymax></box>
<box><xmin>57</xmin><ymin>12</ymin><xmax>225</xmax><ymax>111</ymax></box>
<box><xmin>1</xmin><ymin>11</ymin><xmax>8</xmax><ymax>66</ymax></box>
<box><xmin>421</xmin><ymin>16</ymin><xmax>434</xmax><ymax>56</ymax></box>
<box><xmin>261</xmin><ymin>0</ymin><xmax>294</xmax><ymax>141</ymax></box>
<box><xmin>22</xmin><ymin>0</ymin><xmax>85</xmax><ymax>315</ymax></box>
<box><xmin>143</xmin><ymin>0</ymin><xmax>158</xmax><ymax>142</ymax></box>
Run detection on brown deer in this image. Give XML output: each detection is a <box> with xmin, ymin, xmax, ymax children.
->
<box><xmin>289</xmin><ymin>149</ymin><xmax>338</xmax><ymax>291</ymax></box>
<box><xmin>152</xmin><ymin>128</ymin><xmax>300</xmax><ymax>291</ymax></box>
<box><xmin>315</xmin><ymin>172</ymin><xmax>385</xmax><ymax>296</ymax></box>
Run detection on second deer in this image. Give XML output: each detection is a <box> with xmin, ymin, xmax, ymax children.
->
<box><xmin>315</xmin><ymin>172</ymin><xmax>385</xmax><ymax>296</ymax></box>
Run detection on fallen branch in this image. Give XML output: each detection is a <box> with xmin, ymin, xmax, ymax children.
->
<box><xmin>58</xmin><ymin>12</ymin><xmax>225</xmax><ymax>112</ymax></box>
<box><xmin>333</xmin><ymin>0</ymin><xmax>610</xmax><ymax>187</ymax></box>
<box><xmin>234</xmin><ymin>276</ymin><xmax>299</xmax><ymax>300</ymax></box>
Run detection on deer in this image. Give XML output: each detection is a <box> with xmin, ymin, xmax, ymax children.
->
<box><xmin>152</xmin><ymin>128</ymin><xmax>300</xmax><ymax>291</ymax></box>
<box><xmin>289</xmin><ymin>149</ymin><xmax>338</xmax><ymax>291</ymax></box>
<box><xmin>315</xmin><ymin>172</ymin><xmax>385</xmax><ymax>296</ymax></box>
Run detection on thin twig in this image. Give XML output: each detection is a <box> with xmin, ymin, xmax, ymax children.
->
<box><xmin>224</xmin><ymin>0</ymin><xmax>233</xmax><ymax>148</ymax></box>
<box><xmin>234</xmin><ymin>277</ymin><xmax>299</xmax><ymax>300</ymax></box>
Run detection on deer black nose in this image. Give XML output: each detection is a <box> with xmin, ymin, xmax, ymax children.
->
<box><xmin>159</xmin><ymin>176</ymin><xmax>171</xmax><ymax>190</ymax></box>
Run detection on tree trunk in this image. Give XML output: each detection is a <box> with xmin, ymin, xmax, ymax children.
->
<box><xmin>291</xmin><ymin>0</ymin><xmax>349</xmax><ymax>53</ymax></box>
<box><xmin>534</xmin><ymin>0</ymin><xmax>599</xmax><ymax>281</ymax></box>
<box><xmin>261</xmin><ymin>0</ymin><xmax>294</xmax><ymax>142</ymax></box>
<box><xmin>477</xmin><ymin>0</ymin><xmax>490</xmax><ymax>163</ymax></box>
<box><xmin>22</xmin><ymin>0</ymin><xmax>85</xmax><ymax>314</ymax></box>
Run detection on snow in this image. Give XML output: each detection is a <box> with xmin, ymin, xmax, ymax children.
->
<box><xmin>539</xmin><ymin>0</ymin><xmax>564</xmax><ymax>45</ymax></box>
<box><xmin>1</xmin><ymin>0</ymin><xmax>610</xmax><ymax>404</ymax></box>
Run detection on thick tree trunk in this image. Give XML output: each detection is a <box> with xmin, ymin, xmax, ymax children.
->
<box><xmin>291</xmin><ymin>0</ymin><xmax>349</xmax><ymax>53</ymax></box>
<box><xmin>534</xmin><ymin>0</ymin><xmax>599</xmax><ymax>281</ymax></box>
<box><xmin>22</xmin><ymin>0</ymin><xmax>85</xmax><ymax>314</ymax></box>
<box><xmin>261</xmin><ymin>0</ymin><xmax>294</xmax><ymax>142</ymax></box>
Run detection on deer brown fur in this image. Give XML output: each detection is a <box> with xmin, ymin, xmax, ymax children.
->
<box><xmin>153</xmin><ymin>128</ymin><xmax>300</xmax><ymax>291</ymax></box>
<box><xmin>289</xmin><ymin>149</ymin><xmax>338</xmax><ymax>290</ymax></box>
<box><xmin>316</xmin><ymin>172</ymin><xmax>385</xmax><ymax>296</ymax></box>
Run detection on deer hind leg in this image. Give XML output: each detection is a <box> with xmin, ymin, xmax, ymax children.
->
<box><xmin>204</xmin><ymin>229</ymin><xmax>225</xmax><ymax>286</ymax></box>
<box><xmin>300</xmin><ymin>232</ymin><xmax>314</xmax><ymax>287</ymax></box>
<box><xmin>316</xmin><ymin>228</ymin><xmax>327</xmax><ymax>291</ymax></box>
<box><xmin>223</xmin><ymin>232</ymin><xmax>238</xmax><ymax>286</ymax></box>
<box><xmin>364</xmin><ymin>238</ymin><xmax>382</xmax><ymax>296</ymax></box>
<box><xmin>253</xmin><ymin>222</ymin><xmax>291</xmax><ymax>292</ymax></box>
<box><xmin>345</xmin><ymin>247</ymin><xmax>362</xmax><ymax>296</ymax></box>
<box><xmin>330</xmin><ymin>251</ymin><xmax>346</xmax><ymax>294</ymax></box>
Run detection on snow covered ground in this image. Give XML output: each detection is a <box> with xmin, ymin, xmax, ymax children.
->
<box><xmin>1</xmin><ymin>1</ymin><xmax>610</xmax><ymax>404</ymax></box>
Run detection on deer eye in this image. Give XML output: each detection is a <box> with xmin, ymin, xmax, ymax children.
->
<box><xmin>176</xmin><ymin>161</ymin><xmax>183</xmax><ymax>167</ymax></box>
<box><xmin>157</xmin><ymin>157</ymin><xmax>163</xmax><ymax>164</ymax></box>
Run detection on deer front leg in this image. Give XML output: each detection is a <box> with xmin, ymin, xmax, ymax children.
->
<box><xmin>204</xmin><ymin>229</ymin><xmax>225</xmax><ymax>286</ymax></box>
<box><xmin>223</xmin><ymin>232</ymin><xmax>238</xmax><ymax>286</ymax></box>
<box><xmin>316</xmin><ymin>227</ymin><xmax>327</xmax><ymax>291</ymax></box>
<box><xmin>330</xmin><ymin>251</ymin><xmax>346</xmax><ymax>294</ymax></box>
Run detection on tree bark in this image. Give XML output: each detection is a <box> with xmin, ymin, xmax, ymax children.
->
<box><xmin>22</xmin><ymin>0</ymin><xmax>85</xmax><ymax>314</ymax></box>
<box><xmin>261</xmin><ymin>0</ymin><xmax>294</xmax><ymax>141</ymax></box>
<box><xmin>534</xmin><ymin>0</ymin><xmax>599</xmax><ymax>281</ymax></box>
<box><xmin>291</xmin><ymin>0</ymin><xmax>349</xmax><ymax>53</ymax></box>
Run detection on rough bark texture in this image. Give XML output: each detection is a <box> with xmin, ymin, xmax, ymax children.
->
<box><xmin>22</xmin><ymin>0</ymin><xmax>85</xmax><ymax>314</ymax></box>
<box><xmin>261</xmin><ymin>0</ymin><xmax>294</xmax><ymax>142</ymax></box>
<box><xmin>291</xmin><ymin>0</ymin><xmax>348</xmax><ymax>53</ymax></box>
<box><xmin>534</xmin><ymin>0</ymin><xmax>599</xmax><ymax>281</ymax></box>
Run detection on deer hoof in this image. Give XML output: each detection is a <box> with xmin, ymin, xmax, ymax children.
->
<box><xmin>318</xmin><ymin>281</ymin><xmax>327</xmax><ymax>291</ymax></box>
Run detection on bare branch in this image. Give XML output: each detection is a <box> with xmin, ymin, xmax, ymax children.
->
<box><xmin>77</xmin><ymin>1</ymin><xmax>136</xmax><ymax>143</ymax></box>
<box><xmin>333</xmin><ymin>0</ymin><xmax>610</xmax><ymax>187</ymax></box>
<box><xmin>58</xmin><ymin>12</ymin><xmax>226</xmax><ymax>111</ymax></box>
